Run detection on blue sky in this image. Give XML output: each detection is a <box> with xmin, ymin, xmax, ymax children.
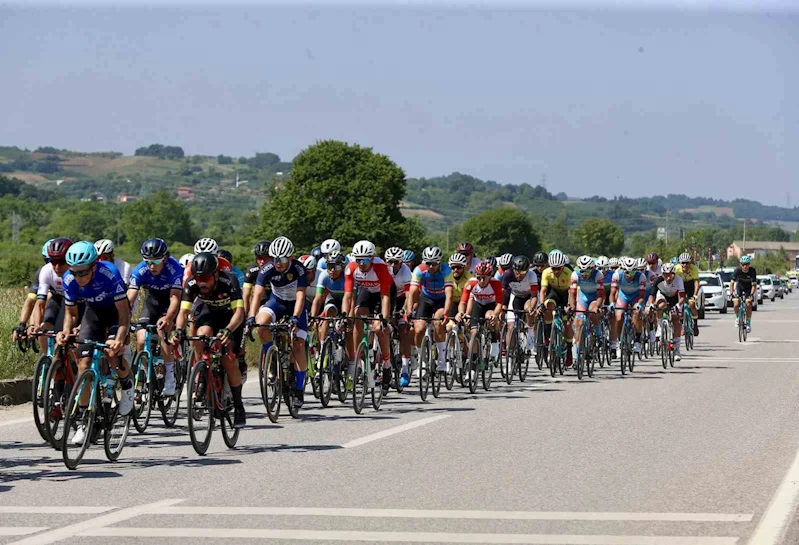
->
<box><xmin>1</xmin><ymin>2</ymin><xmax>796</xmax><ymax>204</ymax></box>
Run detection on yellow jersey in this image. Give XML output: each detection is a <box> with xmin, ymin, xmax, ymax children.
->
<box><xmin>676</xmin><ymin>264</ymin><xmax>699</xmax><ymax>283</ymax></box>
<box><xmin>451</xmin><ymin>271</ymin><xmax>473</xmax><ymax>301</ymax></box>
<box><xmin>541</xmin><ymin>266</ymin><xmax>572</xmax><ymax>292</ymax></box>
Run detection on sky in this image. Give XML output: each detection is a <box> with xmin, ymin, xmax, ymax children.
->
<box><xmin>1</xmin><ymin>1</ymin><xmax>797</xmax><ymax>205</ymax></box>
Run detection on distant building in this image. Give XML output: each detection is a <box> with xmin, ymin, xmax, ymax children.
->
<box><xmin>176</xmin><ymin>186</ymin><xmax>195</xmax><ymax>201</ymax></box>
<box><xmin>117</xmin><ymin>193</ymin><xmax>137</xmax><ymax>203</ymax></box>
<box><xmin>728</xmin><ymin>240</ymin><xmax>799</xmax><ymax>263</ymax></box>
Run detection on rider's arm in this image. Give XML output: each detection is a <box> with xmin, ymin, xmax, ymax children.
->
<box><xmin>292</xmin><ymin>287</ymin><xmax>306</xmax><ymax>319</ymax></box>
<box><xmin>126</xmin><ymin>287</ymin><xmax>139</xmax><ymax>309</ymax></box>
<box><xmin>164</xmin><ymin>287</ymin><xmax>182</xmax><ymax>323</ymax></box>
<box><xmin>442</xmin><ymin>285</ymin><xmax>453</xmax><ymax>316</ymax></box>
<box><xmin>175</xmin><ymin>306</ymin><xmax>189</xmax><ymax>331</ymax></box>
<box><xmin>62</xmin><ymin>306</ymin><xmax>78</xmax><ymax>338</ymax></box>
<box><xmin>404</xmin><ymin>285</ymin><xmax>419</xmax><ymax>316</ymax></box>
<box><xmin>226</xmin><ymin>305</ymin><xmax>245</xmax><ymax>333</ymax></box>
<box><xmin>311</xmin><ymin>288</ymin><xmax>324</xmax><ymax>318</ymax></box>
<box><xmin>18</xmin><ymin>296</ymin><xmax>36</xmax><ymax>326</ymax></box>
<box><xmin>114</xmin><ymin>298</ymin><xmax>131</xmax><ymax>344</ymax></box>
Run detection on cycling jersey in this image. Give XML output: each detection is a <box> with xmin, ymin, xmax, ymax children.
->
<box><xmin>731</xmin><ymin>266</ymin><xmax>757</xmax><ymax>293</ymax></box>
<box><xmin>451</xmin><ymin>272</ymin><xmax>473</xmax><ymax>302</ymax></box>
<box><xmin>676</xmin><ymin>264</ymin><xmax>699</xmax><ymax>283</ymax></box>
<box><xmin>315</xmin><ymin>269</ymin><xmax>345</xmax><ymax>301</ymax></box>
<box><xmin>611</xmin><ymin>270</ymin><xmax>646</xmax><ymax>301</ymax></box>
<box><xmin>652</xmin><ymin>275</ymin><xmax>685</xmax><ymax>298</ymax></box>
<box><xmin>501</xmin><ymin>269</ymin><xmax>539</xmax><ymax>306</ymax></box>
<box><xmin>111</xmin><ymin>257</ymin><xmax>132</xmax><ymax>285</ymax></box>
<box><xmin>493</xmin><ymin>267</ymin><xmax>506</xmax><ymax>281</ymax></box>
<box><xmin>389</xmin><ymin>263</ymin><xmax>412</xmax><ymax>296</ymax></box>
<box><xmin>411</xmin><ymin>263</ymin><xmax>454</xmax><ymax>301</ymax></box>
<box><xmin>128</xmin><ymin>257</ymin><xmax>183</xmax><ymax>297</ymax></box>
<box><xmin>36</xmin><ymin>263</ymin><xmax>66</xmax><ymax>300</ymax></box>
<box><xmin>461</xmin><ymin>277</ymin><xmax>503</xmax><ymax>305</ymax></box>
<box><xmin>181</xmin><ymin>270</ymin><xmax>244</xmax><ymax>313</ymax></box>
<box><xmin>230</xmin><ymin>265</ymin><xmax>246</xmax><ymax>288</ymax></box>
<box><xmin>570</xmin><ymin>269</ymin><xmax>604</xmax><ymax>297</ymax></box>
<box><xmin>468</xmin><ymin>256</ymin><xmax>482</xmax><ymax>274</ymax></box>
<box><xmin>28</xmin><ymin>265</ymin><xmax>44</xmax><ymax>300</ymax></box>
<box><xmin>344</xmin><ymin>258</ymin><xmax>393</xmax><ymax>295</ymax></box>
<box><xmin>255</xmin><ymin>260</ymin><xmax>308</xmax><ymax>303</ymax></box>
<box><xmin>63</xmin><ymin>261</ymin><xmax>127</xmax><ymax>309</ymax></box>
<box><xmin>541</xmin><ymin>267</ymin><xmax>571</xmax><ymax>292</ymax></box>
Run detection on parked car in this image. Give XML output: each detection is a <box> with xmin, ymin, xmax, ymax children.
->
<box><xmin>779</xmin><ymin>278</ymin><xmax>788</xmax><ymax>297</ymax></box>
<box><xmin>758</xmin><ymin>276</ymin><xmax>777</xmax><ymax>301</ymax></box>
<box><xmin>716</xmin><ymin>268</ymin><xmax>734</xmax><ymax>308</ymax></box>
<box><xmin>699</xmin><ymin>272</ymin><xmax>727</xmax><ymax>314</ymax></box>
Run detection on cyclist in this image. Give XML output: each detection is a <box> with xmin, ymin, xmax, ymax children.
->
<box><xmin>173</xmin><ymin>252</ymin><xmax>246</xmax><ymax>427</ymax></box>
<box><xmin>405</xmin><ymin>246</ymin><xmax>454</xmax><ymax>376</ymax></box>
<box><xmin>494</xmin><ymin>253</ymin><xmax>513</xmax><ymax>280</ymax></box>
<box><xmin>298</xmin><ymin>254</ymin><xmax>318</xmax><ymax>312</ymax></box>
<box><xmin>127</xmin><ymin>238</ymin><xmax>183</xmax><ymax>396</ymax></box>
<box><xmin>58</xmin><ymin>241</ymin><xmax>133</xmax><ymax>444</ymax></box>
<box><xmin>610</xmin><ymin>256</ymin><xmax>647</xmax><ymax>356</ymax></box>
<box><xmin>402</xmin><ymin>249</ymin><xmax>417</xmax><ymax>271</ymax></box>
<box><xmin>500</xmin><ymin>255</ymin><xmax>538</xmax><ymax>353</ymax></box>
<box><xmin>638</xmin><ymin>257</ymin><xmax>658</xmax><ymax>345</ymax></box>
<box><xmin>539</xmin><ymin>250</ymin><xmax>574</xmax><ymax>367</ymax></box>
<box><xmin>246</xmin><ymin>236</ymin><xmax>309</xmax><ymax>408</ymax></box>
<box><xmin>32</xmin><ymin>238</ymin><xmax>73</xmax><ymax>341</ymax></box>
<box><xmin>457</xmin><ymin>242</ymin><xmax>482</xmax><ymax>274</ymax></box>
<box><xmin>94</xmin><ymin>239</ymin><xmax>131</xmax><ymax>285</ymax></box>
<box><xmin>179</xmin><ymin>253</ymin><xmax>194</xmax><ymax>269</ymax></box>
<box><xmin>569</xmin><ymin>255</ymin><xmax>604</xmax><ymax>362</ymax></box>
<box><xmin>317</xmin><ymin>238</ymin><xmax>342</xmax><ymax>270</ymax></box>
<box><xmin>385</xmin><ymin>247</ymin><xmax>414</xmax><ymax>387</ymax></box>
<box><xmin>448</xmin><ymin>253</ymin><xmax>473</xmax><ymax>318</ymax></box>
<box><xmin>651</xmin><ymin>263</ymin><xmax>685</xmax><ymax>361</ymax></box>
<box><xmin>311</xmin><ymin>250</ymin><xmax>346</xmax><ymax>344</ymax></box>
<box><xmin>342</xmin><ymin>240</ymin><xmax>394</xmax><ymax>393</ymax></box>
<box><xmin>15</xmin><ymin>240</ymin><xmax>53</xmax><ymax>350</ymax></box>
<box><xmin>675</xmin><ymin>253</ymin><xmax>700</xmax><ymax>337</ymax></box>
<box><xmin>242</xmin><ymin>240</ymin><xmax>271</xmax><ymax>315</ymax></box>
<box><xmin>219</xmin><ymin>249</ymin><xmax>246</xmax><ymax>288</ymax></box>
<box><xmin>458</xmin><ymin>262</ymin><xmax>503</xmax><ymax>355</ymax></box>
<box><xmin>730</xmin><ymin>255</ymin><xmax>756</xmax><ymax>333</ymax></box>
<box><xmin>646</xmin><ymin>252</ymin><xmax>661</xmax><ymax>276</ymax></box>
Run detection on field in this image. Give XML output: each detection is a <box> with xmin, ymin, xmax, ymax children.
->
<box><xmin>0</xmin><ymin>289</ymin><xmax>37</xmax><ymax>381</ymax></box>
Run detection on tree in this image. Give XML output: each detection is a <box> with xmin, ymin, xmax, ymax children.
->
<box><xmin>217</xmin><ymin>155</ymin><xmax>233</xmax><ymax>165</ymax></box>
<box><xmin>119</xmin><ymin>190</ymin><xmax>195</xmax><ymax>246</ymax></box>
<box><xmin>134</xmin><ymin>144</ymin><xmax>185</xmax><ymax>160</ymax></box>
<box><xmin>572</xmin><ymin>218</ymin><xmax>624</xmax><ymax>256</ymax></box>
<box><xmin>459</xmin><ymin>208</ymin><xmax>539</xmax><ymax>257</ymax></box>
<box><xmin>248</xmin><ymin>152</ymin><xmax>281</xmax><ymax>170</ymax></box>
<box><xmin>258</xmin><ymin>140</ymin><xmax>417</xmax><ymax>251</ymax></box>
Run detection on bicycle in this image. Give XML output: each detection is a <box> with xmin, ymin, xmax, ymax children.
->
<box><xmin>547</xmin><ymin>307</ymin><xmax>569</xmax><ymax>378</ymax></box>
<box><xmin>463</xmin><ymin>316</ymin><xmax>495</xmax><ymax>393</ymax></box>
<box><xmin>131</xmin><ymin>323</ymin><xmax>183</xmax><ymax>432</ymax></box>
<box><xmin>499</xmin><ymin>309</ymin><xmax>531</xmax><ymax>384</ymax></box>
<box><xmin>251</xmin><ymin>322</ymin><xmax>301</xmax><ymax>423</ymax></box>
<box><xmin>414</xmin><ymin>316</ymin><xmax>445</xmax><ymax>401</ymax></box>
<box><xmin>389</xmin><ymin>312</ymin><xmax>406</xmax><ymax>394</ymax></box>
<box><xmin>658</xmin><ymin>307</ymin><xmax>676</xmax><ymax>369</ymax></box>
<box><xmin>185</xmin><ymin>334</ymin><xmax>240</xmax><ymax>455</ymax></box>
<box><xmin>533</xmin><ymin>313</ymin><xmax>547</xmax><ymax>371</ymax></box>
<box><xmin>349</xmin><ymin>315</ymin><xmax>387</xmax><ymax>414</ymax></box>
<box><xmin>444</xmin><ymin>319</ymin><xmax>467</xmax><ymax>390</ymax></box>
<box><xmin>617</xmin><ymin>307</ymin><xmax>637</xmax><ymax>375</ymax></box>
<box><xmin>42</xmin><ymin>335</ymin><xmax>80</xmax><ymax>451</ymax></box>
<box><xmin>305</xmin><ymin>326</ymin><xmax>321</xmax><ymax>399</ymax></box>
<box><xmin>736</xmin><ymin>297</ymin><xmax>750</xmax><ymax>343</ymax></box>
<box><xmin>21</xmin><ymin>330</ymin><xmax>56</xmax><ymax>442</ymax></box>
<box><xmin>574</xmin><ymin>311</ymin><xmax>598</xmax><ymax>380</ymax></box>
<box><xmin>312</xmin><ymin>314</ymin><xmax>347</xmax><ymax>407</ymax></box>
<box><xmin>62</xmin><ymin>338</ymin><xmax>132</xmax><ymax>469</ymax></box>
<box><xmin>682</xmin><ymin>301</ymin><xmax>695</xmax><ymax>351</ymax></box>
<box><xmin>598</xmin><ymin>306</ymin><xmax>613</xmax><ymax>368</ymax></box>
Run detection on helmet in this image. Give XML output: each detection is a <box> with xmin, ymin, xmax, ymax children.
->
<box><xmin>352</xmin><ymin>240</ymin><xmax>376</xmax><ymax>258</ymax></box>
<box><xmin>679</xmin><ymin>252</ymin><xmax>692</xmax><ymax>264</ymax></box>
<box><xmin>140</xmin><ymin>238</ymin><xmax>168</xmax><ymax>260</ymax></box>
<box><xmin>512</xmin><ymin>255</ymin><xmax>530</xmax><ymax>271</ymax></box>
<box><xmin>194</xmin><ymin>237</ymin><xmax>218</xmax><ymax>255</ymax></box>
<box><xmin>661</xmin><ymin>263</ymin><xmax>676</xmax><ymax>274</ymax></box>
<box><xmin>636</xmin><ymin>257</ymin><xmax>647</xmax><ymax>271</ymax></box>
<box><xmin>191</xmin><ymin>252</ymin><xmax>219</xmax><ymax>276</ymax></box>
<box><xmin>300</xmin><ymin>254</ymin><xmax>317</xmax><ymax>271</ymax></box>
<box><xmin>740</xmin><ymin>255</ymin><xmax>752</xmax><ymax>264</ymax></box>
<box><xmin>622</xmin><ymin>257</ymin><xmax>637</xmax><ymax>271</ymax></box>
<box><xmin>269</xmin><ymin>236</ymin><xmax>294</xmax><ymax>258</ymax></box>
<box><xmin>48</xmin><ymin>238</ymin><xmax>74</xmax><ymax>261</ymax></box>
<box><xmin>577</xmin><ymin>255</ymin><xmax>595</xmax><ymax>270</ymax></box>
<box><xmin>548</xmin><ymin>250</ymin><xmax>567</xmax><ymax>268</ymax></box>
<box><xmin>384</xmin><ymin>247</ymin><xmax>404</xmax><ymax>261</ymax></box>
<box><xmin>670</xmin><ymin>257</ymin><xmax>678</xmax><ymax>264</ymax></box>
<box><xmin>564</xmin><ymin>255</ymin><xmax>571</xmax><ymax>266</ymax></box>
<box><xmin>484</xmin><ymin>255</ymin><xmax>497</xmax><ymax>269</ymax></box>
<box><xmin>608</xmin><ymin>257</ymin><xmax>619</xmax><ymax>268</ymax></box>
<box><xmin>457</xmin><ymin>241</ymin><xmax>474</xmax><ymax>254</ymax></box>
<box><xmin>65</xmin><ymin>241</ymin><xmax>97</xmax><ymax>267</ymax></box>
<box><xmin>311</xmin><ymin>246</ymin><xmax>323</xmax><ymax>261</ymax></box>
<box><xmin>94</xmin><ymin>239</ymin><xmax>114</xmax><ymax>255</ymax></box>
<box><xmin>421</xmin><ymin>246</ymin><xmax>444</xmax><ymax>264</ymax></box>
<box><xmin>179</xmin><ymin>253</ymin><xmax>194</xmax><ymax>268</ymax></box>
<box><xmin>449</xmin><ymin>253</ymin><xmax>468</xmax><ymax>267</ymax></box>
<box><xmin>596</xmin><ymin>255</ymin><xmax>609</xmax><ymax>269</ymax></box>
<box><xmin>253</xmin><ymin>240</ymin><xmax>271</xmax><ymax>257</ymax></box>
<box><xmin>41</xmin><ymin>239</ymin><xmax>54</xmax><ymax>258</ymax></box>
<box><xmin>474</xmin><ymin>262</ymin><xmax>493</xmax><ymax>276</ymax></box>
<box><xmin>403</xmin><ymin>249</ymin><xmax>415</xmax><ymax>263</ymax></box>
<box><xmin>327</xmin><ymin>250</ymin><xmax>346</xmax><ymax>266</ymax></box>
<box><xmin>218</xmin><ymin>249</ymin><xmax>233</xmax><ymax>263</ymax></box>
<box><xmin>497</xmin><ymin>253</ymin><xmax>513</xmax><ymax>268</ymax></box>
<box><xmin>532</xmin><ymin>251</ymin><xmax>548</xmax><ymax>266</ymax></box>
<box><xmin>321</xmin><ymin>239</ymin><xmax>341</xmax><ymax>254</ymax></box>
<box><xmin>646</xmin><ymin>252</ymin><xmax>659</xmax><ymax>264</ymax></box>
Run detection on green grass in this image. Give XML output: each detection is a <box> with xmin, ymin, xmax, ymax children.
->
<box><xmin>0</xmin><ymin>289</ymin><xmax>37</xmax><ymax>380</ymax></box>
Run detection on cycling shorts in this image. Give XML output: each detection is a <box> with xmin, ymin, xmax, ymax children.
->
<box><xmin>258</xmin><ymin>295</ymin><xmax>308</xmax><ymax>341</ymax></box>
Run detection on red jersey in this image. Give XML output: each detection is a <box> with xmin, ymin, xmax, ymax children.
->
<box><xmin>344</xmin><ymin>257</ymin><xmax>393</xmax><ymax>296</ymax></box>
<box><xmin>461</xmin><ymin>277</ymin><xmax>503</xmax><ymax>305</ymax></box>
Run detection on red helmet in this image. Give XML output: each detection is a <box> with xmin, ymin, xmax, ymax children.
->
<box><xmin>646</xmin><ymin>252</ymin><xmax>659</xmax><ymax>264</ymax></box>
<box><xmin>47</xmin><ymin>238</ymin><xmax>74</xmax><ymax>261</ymax></box>
<box><xmin>474</xmin><ymin>262</ymin><xmax>493</xmax><ymax>276</ymax></box>
<box><xmin>457</xmin><ymin>241</ymin><xmax>474</xmax><ymax>254</ymax></box>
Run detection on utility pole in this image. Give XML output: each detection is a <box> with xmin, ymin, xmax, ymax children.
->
<box><xmin>11</xmin><ymin>211</ymin><xmax>19</xmax><ymax>245</ymax></box>
<box><xmin>743</xmin><ymin>219</ymin><xmax>747</xmax><ymax>254</ymax></box>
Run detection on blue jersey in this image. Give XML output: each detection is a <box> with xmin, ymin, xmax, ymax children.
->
<box><xmin>570</xmin><ymin>268</ymin><xmax>605</xmax><ymax>297</ymax></box>
<box><xmin>410</xmin><ymin>263</ymin><xmax>454</xmax><ymax>301</ymax></box>
<box><xmin>603</xmin><ymin>269</ymin><xmax>615</xmax><ymax>288</ymax></box>
<box><xmin>256</xmin><ymin>260</ymin><xmax>308</xmax><ymax>302</ymax></box>
<box><xmin>611</xmin><ymin>270</ymin><xmax>646</xmax><ymax>299</ymax></box>
<box><xmin>316</xmin><ymin>268</ymin><xmax>345</xmax><ymax>299</ymax></box>
<box><xmin>230</xmin><ymin>265</ymin><xmax>246</xmax><ymax>288</ymax></box>
<box><xmin>129</xmin><ymin>257</ymin><xmax>183</xmax><ymax>296</ymax></box>
<box><xmin>63</xmin><ymin>261</ymin><xmax>127</xmax><ymax>309</ymax></box>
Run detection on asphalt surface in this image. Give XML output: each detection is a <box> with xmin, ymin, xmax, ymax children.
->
<box><xmin>2</xmin><ymin>294</ymin><xmax>799</xmax><ymax>545</ymax></box>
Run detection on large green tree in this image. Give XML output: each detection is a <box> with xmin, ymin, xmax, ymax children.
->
<box><xmin>258</xmin><ymin>140</ymin><xmax>426</xmax><ymax>251</ymax></box>
<box><xmin>459</xmin><ymin>208</ymin><xmax>539</xmax><ymax>256</ymax></box>
<box><xmin>119</xmin><ymin>190</ymin><xmax>195</xmax><ymax>247</ymax></box>
<box><xmin>572</xmin><ymin>218</ymin><xmax>624</xmax><ymax>256</ymax></box>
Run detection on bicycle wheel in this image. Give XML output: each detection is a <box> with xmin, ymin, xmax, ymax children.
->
<box><xmin>43</xmin><ymin>356</ymin><xmax>71</xmax><ymax>451</ymax></box>
<box><xmin>535</xmin><ymin>320</ymin><xmax>546</xmax><ymax>371</ymax></box>
<box><xmin>466</xmin><ymin>335</ymin><xmax>480</xmax><ymax>394</ymax></box>
<box><xmin>498</xmin><ymin>322</ymin><xmax>509</xmax><ymax>380</ymax></box>
<box><xmin>627</xmin><ymin>325</ymin><xmax>635</xmax><ymax>373</ymax></box>
<box><xmin>318</xmin><ymin>338</ymin><xmax>334</xmax><ymax>408</ymax></box>
<box><xmin>518</xmin><ymin>331</ymin><xmax>530</xmax><ymax>382</ymax></box>
<box><xmin>586</xmin><ymin>334</ymin><xmax>596</xmax><ymax>378</ymax></box>
<box><xmin>431</xmin><ymin>344</ymin><xmax>442</xmax><ymax>399</ymax></box>
<box><xmin>32</xmin><ymin>354</ymin><xmax>52</xmax><ymax>442</ymax></box>
<box><xmin>284</xmin><ymin>370</ymin><xmax>299</xmax><ymax>419</ymax></box>
<box><xmin>575</xmin><ymin>325</ymin><xmax>585</xmax><ymax>381</ymax></box>
<box><xmin>419</xmin><ymin>336</ymin><xmax>431</xmax><ymax>401</ymax></box>
<box><xmin>444</xmin><ymin>332</ymin><xmax>458</xmax><ymax>391</ymax></box>
<box><xmin>660</xmin><ymin>320</ymin><xmax>668</xmax><ymax>369</ymax></box>
<box><xmin>307</xmin><ymin>331</ymin><xmax>320</xmax><ymax>399</ymax></box>
<box><xmin>391</xmin><ymin>334</ymin><xmax>404</xmax><ymax>394</ymax></box>
<box><xmin>220</xmin><ymin>401</ymin><xmax>240</xmax><ymax>449</ymax></box>
<box><xmin>131</xmin><ymin>351</ymin><xmax>153</xmax><ymax>434</ymax></box>
<box><xmin>62</xmin><ymin>369</ymin><xmax>97</xmax><ymax>470</ymax></box>
<box><xmin>481</xmin><ymin>332</ymin><xmax>493</xmax><ymax>391</ymax></box>
<box><xmin>103</xmin><ymin>380</ymin><xmax>131</xmax><ymax>462</ymax></box>
<box><xmin>619</xmin><ymin>327</ymin><xmax>628</xmax><ymax>376</ymax></box>
<box><xmin>548</xmin><ymin>326</ymin><xmax>559</xmax><ymax>378</ymax></box>
<box><xmin>159</xmin><ymin>364</ymin><xmax>181</xmax><ymax>428</ymax></box>
<box><xmin>187</xmin><ymin>360</ymin><xmax>214</xmax><ymax>455</ymax></box>
<box><xmin>262</xmin><ymin>346</ymin><xmax>281</xmax><ymax>423</ymax></box>
<box><xmin>353</xmin><ymin>344</ymin><xmax>367</xmax><ymax>414</ymax></box>
<box><xmin>668</xmin><ymin>323</ymin><xmax>676</xmax><ymax>367</ymax></box>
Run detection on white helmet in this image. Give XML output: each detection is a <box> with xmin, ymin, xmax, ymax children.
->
<box><xmin>577</xmin><ymin>255</ymin><xmax>595</xmax><ymax>270</ymax></box>
<box><xmin>179</xmin><ymin>253</ymin><xmax>194</xmax><ymax>268</ymax></box>
<box><xmin>635</xmin><ymin>257</ymin><xmax>647</xmax><ymax>271</ymax></box>
<box><xmin>351</xmin><ymin>240</ymin><xmax>376</xmax><ymax>258</ymax></box>
<box><xmin>300</xmin><ymin>254</ymin><xmax>317</xmax><ymax>271</ymax></box>
<box><xmin>622</xmin><ymin>257</ymin><xmax>637</xmax><ymax>271</ymax></box>
<box><xmin>94</xmin><ymin>239</ymin><xmax>115</xmax><ymax>255</ymax></box>
<box><xmin>497</xmin><ymin>253</ymin><xmax>513</xmax><ymax>268</ymax></box>
<box><xmin>679</xmin><ymin>252</ymin><xmax>692</xmax><ymax>264</ymax></box>
<box><xmin>269</xmin><ymin>236</ymin><xmax>294</xmax><ymax>258</ymax></box>
<box><xmin>662</xmin><ymin>263</ymin><xmax>676</xmax><ymax>274</ymax></box>
<box><xmin>608</xmin><ymin>257</ymin><xmax>619</xmax><ymax>268</ymax></box>
<box><xmin>449</xmin><ymin>253</ymin><xmax>468</xmax><ymax>267</ymax></box>
<box><xmin>564</xmin><ymin>255</ymin><xmax>571</xmax><ymax>266</ymax></box>
<box><xmin>321</xmin><ymin>238</ymin><xmax>341</xmax><ymax>254</ymax></box>
<box><xmin>548</xmin><ymin>250</ymin><xmax>567</xmax><ymax>268</ymax></box>
<box><xmin>384</xmin><ymin>247</ymin><xmax>404</xmax><ymax>261</ymax></box>
<box><xmin>194</xmin><ymin>237</ymin><xmax>219</xmax><ymax>255</ymax></box>
<box><xmin>596</xmin><ymin>255</ymin><xmax>609</xmax><ymax>269</ymax></box>
<box><xmin>421</xmin><ymin>246</ymin><xmax>444</xmax><ymax>264</ymax></box>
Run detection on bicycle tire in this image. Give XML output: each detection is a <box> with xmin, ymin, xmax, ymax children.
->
<box><xmin>660</xmin><ymin>319</ymin><xmax>668</xmax><ymax>369</ymax></box>
<box><xmin>103</xmin><ymin>382</ymin><xmax>131</xmax><ymax>462</ymax></box>
<box><xmin>62</xmin><ymin>369</ymin><xmax>97</xmax><ymax>470</ymax></box>
<box><xmin>131</xmin><ymin>351</ymin><xmax>153</xmax><ymax>434</ymax></box>
<box><xmin>32</xmin><ymin>354</ymin><xmax>52</xmax><ymax>442</ymax></box>
<box><xmin>159</xmin><ymin>374</ymin><xmax>181</xmax><ymax>429</ymax></box>
<box><xmin>481</xmin><ymin>331</ymin><xmax>493</xmax><ymax>391</ymax></box>
<box><xmin>627</xmin><ymin>323</ymin><xmax>635</xmax><ymax>373</ymax></box>
<box><xmin>575</xmin><ymin>324</ymin><xmax>585</xmax><ymax>381</ymax></box>
<box><xmin>43</xmin><ymin>356</ymin><xmax>71</xmax><ymax>451</ymax></box>
<box><xmin>444</xmin><ymin>332</ymin><xmax>457</xmax><ymax>391</ymax></box>
<box><xmin>586</xmin><ymin>334</ymin><xmax>596</xmax><ymax>378</ymax></box>
<box><xmin>391</xmin><ymin>335</ymin><xmax>404</xmax><ymax>394</ymax></box>
<box><xmin>619</xmin><ymin>327</ymin><xmax>628</xmax><ymax>376</ymax></box>
<box><xmin>498</xmin><ymin>322</ymin><xmax>509</xmax><ymax>380</ymax></box>
<box><xmin>187</xmin><ymin>360</ymin><xmax>214</xmax><ymax>455</ymax></box>
<box><xmin>319</xmin><ymin>338</ymin><xmax>334</xmax><ymax>408</ymax></box>
<box><xmin>466</xmin><ymin>335</ymin><xmax>480</xmax><ymax>394</ymax></box>
<box><xmin>548</xmin><ymin>326</ymin><xmax>559</xmax><ymax>378</ymax></box>
<box><xmin>284</xmin><ymin>367</ymin><xmax>299</xmax><ymax>419</ymax></box>
<box><xmin>518</xmin><ymin>334</ymin><xmax>530</xmax><ymax>382</ymax></box>
<box><xmin>534</xmin><ymin>319</ymin><xmax>546</xmax><ymax>371</ymax></box>
<box><xmin>220</xmin><ymin>404</ymin><xmax>240</xmax><ymax>449</ymax></box>
<box><xmin>307</xmin><ymin>330</ymin><xmax>320</xmax><ymax>399</ymax></box>
<box><xmin>371</xmin><ymin>349</ymin><xmax>384</xmax><ymax>410</ymax></box>
<box><xmin>419</xmin><ymin>337</ymin><xmax>431</xmax><ymax>401</ymax></box>
<box><xmin>431</xmin><ymin>341</ymin><xmax>442</xmax><ymax>399</ymax></box>
<box><xmin>262</xmin><ymin>346</ymin><xmax>282</xmax><ymax>423</ymax></box>
<box><xmin>353</xmin><ymin>344</ymin><xmax>367</xmax><ymax>414</ymax></box>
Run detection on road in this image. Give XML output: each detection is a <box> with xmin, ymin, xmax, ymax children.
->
<box><xmin>1</xmin><ymin>295</ymin><xmax>799</xmax><ymax>545</ymax></box>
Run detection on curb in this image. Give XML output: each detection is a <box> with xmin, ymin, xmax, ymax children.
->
<box><xmin>0</xmin><ymin>378</ymin><xmax>32</xmax><ymax>405</ymax></box>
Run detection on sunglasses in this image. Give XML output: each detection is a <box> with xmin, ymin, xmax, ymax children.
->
<box><xmin>70</xmin><ymin>267</ymin><xmax>92</xmax><ymax>278</ymax></box>
<box><xmin>424</xmin><ymin>261</ymin><xmax>439</xmax><ymax>267</ymax></box>
<box><xmin>274</xmin><ymin>256</ymin><xmax>290</xmax><ymax>265</ymax></box>
<box><xmin>195</xmin><ymin>273</ymin><xmax>214</xmax><ymax>283</ymax></box>
<box><xmin>145</xmin><ymin>258</ymin><xmax>164</xmax><ymax>266</ymax></box>
<box><xmin>477</xmin><ymin>275</ymin><xmax>491</xmax><ymax>281</ymax></box>
<box><xmin>356</xmin><ymin>258</ymin><xmax>371</xmax><ymax>266</ymax></box>
<box><xmin>51</xmin><ymin>259</ymin><xmax>66</xmax><ymax>266</ymax></box>
<box><xmin>387</xmin><ymin>260</ymin><xmax>400</xmax><ymax>265</ymax></box>
<box><xmin>451</xmin><ymin>265</ymin><xmax>464</xmax><ymax>271</ymax></box>
<box><xmin>329</xmin><ymin>264</ymin><xmax>344</xmax><ymax>271</ymax></box>
<box><xmin>552</xmin><ymin>266</ymin><xmax>563</xmax><ymax>272</ymax></box>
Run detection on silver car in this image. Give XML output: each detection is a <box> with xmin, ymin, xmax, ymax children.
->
<box><xmin>700</xmin><ymin>273</ymin><xmax>727</xmax><ymax>314</ymax></box>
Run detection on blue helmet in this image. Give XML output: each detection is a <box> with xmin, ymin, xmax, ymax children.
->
<box><xmin>740</xmin><ymin>255</ymin><xmax>752</xmax><ymax>264</ymax></box>
<box><xmin>670</xmin><ymin>257</ymin><xmax>678</xmax><ymax>265</ymax></box>
<box><xmin>41</xmin><ymin>239</ymin><xmax>54</xmax><ymax>260</ymax></box>
<box><xmin>66</xmin><ymin>241</ymin><xmax>98</xmax><ymax>267</ymax></box>
<box><xmin>403</xmin><ymin>249</ymin><xmax>415</xmax><ymax>263</ymax></box>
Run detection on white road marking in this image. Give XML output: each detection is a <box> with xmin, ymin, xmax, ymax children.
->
<box><xmin>160</xmin><ymin>505</ymin><xmax>752</xmax><ymax>522</ymax></box>
<box><xmin>747</xmin><ymin>446</ymin><xmax>799</xmax><ymax>545</ymax></box>
<box><xmin>0</xmin><ymin>528</ymin><xmax>47</xmax><ymax>537</ymax></box>
<box><xmin>342</xmin><ymin>414</ymin><xmax>450</xmax><ymax>448</ymax></box>
<box><xmin>7</xmin><ymin>499</ymin><xmax>183</xmax><ymax>545</ymax></box>
<box><xmin>0</xmin><ymin>507</ymin><xmax>115</xmax><ymax>514</ymax></box>
<box><xmin>82</xmin><ymin>527</ymin><xmax>739</xmax><ymax>544</ymax></box>
<box><xmin>0</xmin><ymin>417</ymin><xmax>32</xmax><ymax>428</ymax></box>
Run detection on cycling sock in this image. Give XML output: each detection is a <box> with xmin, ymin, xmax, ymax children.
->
<box><xmin>294</xmin><ymin>370</ymin><xmax>306</xmax><ymax>390</ymax></box>
<box><xmin>231</xmin><ymin>384</ymin><xmax>243</xmax><ymax>407</ymax></box>
<box><xmin>165</xmin><ymin>362</ymin><xmax>174</xmax><ymax>374</ymax></box>
<box><xmin>120</xmin><ymin>376</ymin><xmax>133</xmax><ymax>390</ymax></box>
<box><xmin>401</xmin><ymin>357</ymin><xmax>409</xmax><ymax>373</ymax></box>
<box><xmin>674</xmin><ymin>337</ymin><xmax>681</xmax><ymax>352</ymax></box>
<box><xmin>435</xmin><ymin>342</ymin><xmax>446</xmax><ymax>362</ymax></box>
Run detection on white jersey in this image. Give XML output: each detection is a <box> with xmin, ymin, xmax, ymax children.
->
<box><xmin>113</xmin><ymin>258</ymin><xmax>132</xmax><ymax>285</ymax></box>
<box><xmin>653</xmin><ymin>275</ymin><xmax>685</xmax><ymax>298</ymax></box>
<box><xmin>390</xmin><ymin>263</ymin><xmax>412</xmax><ymax>296</ymax></box>
<box><xmin>469</xmin><ymin>256</ymin><xmax>482</xmax><ymax>274</ymax></box>
<box><xmin>37</xmin><ymin>263</ymin><xmax>65</xmax><ymax>299</ymax></box>
<box><xmin>649</xmin><ymin>264</ymin><xmax>662</xmax><ymax>277</ymax></box>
